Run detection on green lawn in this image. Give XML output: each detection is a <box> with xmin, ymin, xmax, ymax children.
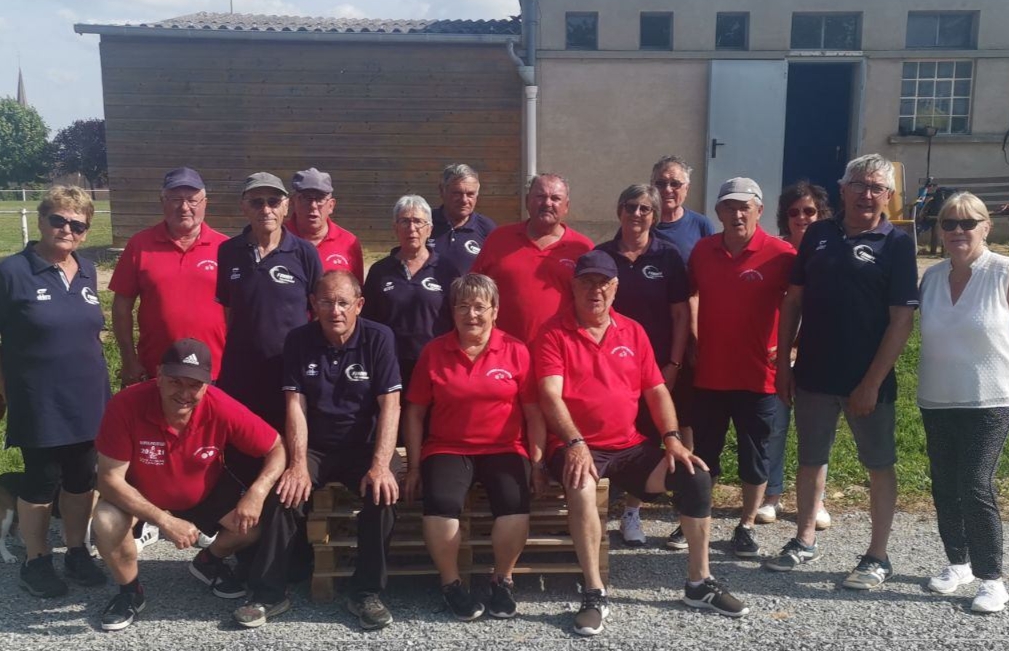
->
<box><xmin>0</xmin><ymin>201</ymin><xmax>113</xmax><ymax>261</ymax></box>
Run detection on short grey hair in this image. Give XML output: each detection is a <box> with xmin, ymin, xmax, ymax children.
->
<box><xmin>392</xmin><ymin>194</ymin><xmax>432</xmax><ymax>224</ymax></box>
<box><xmin>528</xmin><ymin>172</ymin><xmax>570</xmax><ymax>196</ymax></box>
<box><xmin>617</xmin><ymin>184</ymin><xmax>662</xmax><ymax>218</ymax></box>
<box><xmin>839</xmin><ymin>153</ymin><xmax>896</xmax><ymax>189</ymax></box>
<box><xmin>441</xmin><ymin>163</ymin><xmax>480</xmax><ymax>187</ymax></box>
<box><xmin>450</xmin><ymin>273</ymin><xmax>499</xmax><ymax>308</ymax></box>
<box><xmin>651</xmin><ymin>155</ymin><xmax>693</xmax><ymax>184</ymax></box>
<box><xmin>315</xmin><ymin>269</ymin><xmax>362</xmax><ymax>298</ymax></box>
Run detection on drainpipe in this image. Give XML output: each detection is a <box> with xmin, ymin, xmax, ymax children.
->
<box><xmin>509</xmin><ymin>0</ymin><xmax>539</xmax><ymax>208</ymax></box>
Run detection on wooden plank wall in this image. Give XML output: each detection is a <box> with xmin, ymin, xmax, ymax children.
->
<box><xmin>99</xmin><ymin>37</ymin><xmax>523</xmax><ymax>250</ymax></box>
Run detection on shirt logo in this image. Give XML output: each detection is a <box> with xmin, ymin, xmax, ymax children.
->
<box><xmin>181</xmin><ymin>353</ymin><xmax>199</xmax><ymax>365</ymax></box>
<box><xmin>426</xmin><ymin>237</ymin><xmax>437</xmax><ymax>248</ymax></box>
<box><xmin>852</xmin><ymin>244</ymin><xmax>876</xmax><ymax>264</ymax></box>
<box><xmin>36</xmin><ymin>288</ymin><xmax>51</xmax><ymax>302</ymax></box>
<box><xmin>269</xmin><ymin>265</ymin><xmax>296</xmax><ymax>284</ymax></box>
<box><xmin>81</xmin><ymin>287</ymin><xmax>100</xmax><ymax>305</ymax></box>
<box><xmin>305</xmin><ymin>363</ymin><xmax>319</xmax><ymax>377</ymax></box>
<box><xmin>815</xmin><ymin>239</ymin><xmax>828</xmax><ymax>251</ymax></box>
<box><xmin>345</xmin><ymin>363</ymin><xmax>370</xmax><ymax>382</ymax></box>
<box><xmin>193</xmin><ymin>446</ymin><xmax>220</xmax><ymax>462</ymax></box>
<box><xmin>558</xmin><ymin>259</ymin><xmax>576</xmax><ymax>269</ymax></box>
<box><xmin>326</xmin><ymin>253</ymin><xmax>350</xmax><ymax>267</ymax></box>
<box><xmin>642</xmin><ymin>265</ymin><xmax>663</xmax><ymax>280</ymax></box>
<box><xmin>196</xmin><ymin>260</ymin><xmax>217</xmax><ymax>271</ymax></box>
<box><xmin>611</xmin><ymin>346</ymin><xmax>635</xmax><ymax>358</ymax></box>
<box><xmin>230</xmin><ymin>267</ymin><xmax>241</xmax><ymax>280</ymax></box>
<box><xmin>382</xmin><ymin>281</ymin><xmax>395</xmax><ymax>292</ymax></box>
<box><xmin>139</xmin><ymin>440</ymin><xmax>166</xmax><ymax>466</ymax></box>
<box><xmin>464</xmin><ymin>240</ymin><xmax>481</xmax><ymax>256</ymax></box>
<box><xmin>421</xmin><ymin>277</ymin><xmax>443</xmax><ymax>292</ymax></box>
<box><xmin>486</xmin><ymin>368</ymin><xmax>513</xmax><ymax>380</ymax></box>
<box><xmin>739</xmin><ymin>269</ymin><xmax>764</xmax><ymax>282</ymax></box>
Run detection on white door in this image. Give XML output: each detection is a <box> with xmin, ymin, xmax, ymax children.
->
<box><xmin>705</xmin><ymin>60</ymin><xmax>788</xmax><ymax>233</ymax></box>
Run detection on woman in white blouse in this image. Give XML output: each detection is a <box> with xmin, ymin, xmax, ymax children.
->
<box><xmin>918</xmin><ymin>191</ymin><xmax>1009</xmax><ymax>614</ymax></box>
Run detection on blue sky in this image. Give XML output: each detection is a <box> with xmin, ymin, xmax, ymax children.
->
<box><xmin>1</xmin><ymin>0</ymin><xmax>517</xmax><ymax>135</ymax></box>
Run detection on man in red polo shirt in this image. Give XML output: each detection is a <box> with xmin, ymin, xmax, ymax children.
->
<box><xmin>689</xmin><ymin>178</ymin><xmax>795</xmax><ymax>559</ymax></box>
<box><xmin>92</xmin><ymin>339</ymin><xmax>288</xmax><ymax>632</ymax></box>
<box><xmin>287</xmin><ymin>167</ymin><xmax>364</xmax><ymax>283</ymax></box>
<box><xmin>111</xmin><ymin>167</ymin><xmax>229</xmax><ymax>386</ymax></box>
<box><xmin>535</xmin><ymin>251</ymin><xmax>749</xmax><ymax>637</ymax></box>
<box><xmin>471</xmin><ymin>173</ymin><xmax>593</xmax><ymax>343</ymax></box>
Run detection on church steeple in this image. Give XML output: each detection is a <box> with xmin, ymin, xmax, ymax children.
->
<box><xmin>16</xmin><ymin>67</ymin><xmax>27</xmax><ymax>107</ymax></box>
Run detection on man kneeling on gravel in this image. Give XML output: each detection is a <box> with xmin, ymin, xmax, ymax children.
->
<box><xmin>534</xmin><ymin>251</ymin><xmax>749</xmax><ymax>636</ymax></box>
<box><xmin>92</xmin><ymin>339</ymin><xmax>288</xmax><ymax>631</ymax></box>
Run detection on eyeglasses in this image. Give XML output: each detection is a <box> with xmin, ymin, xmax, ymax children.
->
<box><xmin>940</xmin><ymin>218</ymin><xmax>983</xmax><ymax>232</ymax></box>
<box><xmin>396</xmin><ymin>218</ymin><xmax>430</xmax><ymax>229</ymax></box>
<box><xmin>296</xmin><ymin>194</ymin><xmax>332</xmax><ymax>205</ymax></box>
<box><xmin>245</xmin><ymin>196</ymin><xmax>286</xmax><ymax>209</ymax></box>
<box><xmin>654</xmin><ymin>180</ymin><xmax>685</xmax><ymax>190</ymax></box>
<box><xmin>315</xmin><ymin>298</ymin><xmax>356</xmax><ymax>312</ymax></box>
<box><xmin>787</xmin><ymin>206</ymin><xmax>818</xmax><ymax>218</ymax></box>
<box><xmin>575</xmin><ymin>276</ymin><xmax>616</xmax><ymax>291</ymax></box>
<box><xmin>164</xmin><ymin>196</ymin><xmax>206</xmax><ymax>209</ymax></box>
<box><xmin>622</xmin><ymin>202</ymin><xmax>654</xmax><ymax>216</ymax></box>
<box><xmin>47</xmin><ymin>214</ymin><xmax>89</xmax><ymax>235</ymax></box>
<box><xmin>846</xmin><ymin>181</ymin><xmax>890</xmax><ymax>197</ymax></box>
<box><xmin>454</xmin><ymin>303</ymin><xmax>493</xmax><ymax>316</ymax></box>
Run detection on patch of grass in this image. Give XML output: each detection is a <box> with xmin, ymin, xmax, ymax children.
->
<box><xmin>0</xmin><ymin>201</ymin><xmax>113</xmax><ymax>261</ymax></box>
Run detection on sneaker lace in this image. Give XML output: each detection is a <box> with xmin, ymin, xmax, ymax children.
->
<box><xmin>362</xmin><ymin>594</ymin><xmax>384</xmax><ymax>612</ymax></box>
<box><xmin>581</xmin><ymin>589</ymin><xmax>606</xmax><ymax>611</ymax></box>
<box><xmin>703</xmin><ymin>577</ymin><xmax>728</xmax><ymax>595</ymax></box>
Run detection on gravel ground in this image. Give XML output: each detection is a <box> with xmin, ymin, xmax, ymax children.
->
<box><xmin>2</xmin><ymin>508</ymin><xmax>1007</xmax><ymax>650</ymax></box>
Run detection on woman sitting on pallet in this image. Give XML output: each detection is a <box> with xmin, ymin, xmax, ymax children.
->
<box><xmin>403</xmin><ymin>273</ymin><xmax>548</xmax><ymax>621</ymax></box>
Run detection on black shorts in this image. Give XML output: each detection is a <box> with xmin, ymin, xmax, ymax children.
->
<box><xmin>172</xmin><ymin>469</ymin><xmax>246</xmax><ymax>536</ymax></box>
<box><xmin>421</xmin><ymin>453</ymin><xmax>530</xmax><ymax>519</ymax></box>
<box><xmin>691</xmin><ymin>389</ymin><xmax>777</xmax><ymax>485</ymax></box>
<box><xmin>671</xmin><ymin>361</ymin><xmax>696</xmax><ymax>428</ymax></box>
<box><xmin>19</xmin><ymin>441</ymin><xmax>97</xmax><ymax>504</ymax></box>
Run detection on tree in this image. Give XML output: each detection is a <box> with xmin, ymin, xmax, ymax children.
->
<box><xmin>51</xmin><ymin>118</ymin><xmax>108</xmax><ymax>193</ymax></box>
<box><xmin>0</xmin><ymin>98</ymin><xmax>50</xmax><ymax>187</ymax></box>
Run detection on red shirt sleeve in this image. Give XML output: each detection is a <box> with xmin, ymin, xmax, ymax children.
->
<box><xmin>405</xmin><ymin>342</ymin><xmax>435</xmax><ymax>406</ymax></box>
<box><xmin>533</xmin><ymin>323</ymin><xmax>565</xmax><ymax>380</ymax></box>
<box><xmin>108</xmin><ymin>237</ymin><xmax>140</xmax><ymax>298</ymax></box>
<box><xmin>94</xmin><ymin>393</ymin><xmax>134</xmax><ymax>462</ymax></box>
<box><xmin>215</xmin><ymin>390</ymin><xmax>279</xmax><ymax>457</ymax></box>
<box><xmin>516</xmin><ymin>341</ymin><xmax>538</xmax><ymax>404</ymax></box>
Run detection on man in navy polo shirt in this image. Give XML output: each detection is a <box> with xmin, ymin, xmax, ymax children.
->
<box><xmin>271</xmin><ymin>270</ymin><xmax>402</xmax><ymax>631</ymax></box>
<box><xmin>428</xmin><ymin>163</ymin><xmax>496</xmax><ymax>275</ymax></box>
<box><xmin>765</xmin><ymin>154</ymin><xmax>918</xmax><ymax>590</ymax></box>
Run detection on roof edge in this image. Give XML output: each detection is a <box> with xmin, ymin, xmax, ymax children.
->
<box><xmin>74</xmin><ymin>23</ymin><xmax>518</xmax><ymax>44</ymax></box>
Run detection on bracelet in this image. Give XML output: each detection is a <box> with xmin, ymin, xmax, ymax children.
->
<box><xmin>565</xmin><ymin>438</ymin><xmax>585</xmax><ymax>449</ymax></box>
<box><xmin>663</xmin><ymin>430</ymin><xmax>682</xmax><ymax>442</ymax></box>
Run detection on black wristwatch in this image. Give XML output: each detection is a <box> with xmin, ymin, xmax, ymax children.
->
<box><xmin>566</xmin><ymin>437</ymin><xmax>585</xmax><ymax>449</ymax></box>
<box><xmin>663</xmin><ymin>430</ymin><xmax>682</xmax><ymax>443</ymax></box>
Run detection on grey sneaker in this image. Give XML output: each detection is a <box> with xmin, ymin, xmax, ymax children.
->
<box><xmin>347</xmin><ymin>592</ymin><xmax>394</xmax><ymax>630</ymax></box>
<box><xmin>842</xmin><ymin>554</ymin><xmax>892</xmax><ymax>590</ymax></box>
<box><xmin>233</xmin><ymin>598</ymin><xmax>291</xmax><ymax>628</ymax></box>
<box><xmin>665</xmin><ymin>525</ymin><xmax>688</xmax><ymax>550</ymax></box>
<box><xmin>731</xmin><ymin>525</ymin><xmax>760</xmax><ymax>558</ymax></box>
<box><xmin>683</xmin><ymin>577</ymin><xmax>750</xmax><ymax>617</ymax></box>
<box><xmin>20</xmin><ymin>554</ymin><xmax>68</xmax><ymax>598</ymax></box>
<box><xmin>763</xmin><ymin>538</ymin><xmax>821</xmax><ymax>572</ymax></box>
<box><xmin>573</xmin><ymin>589</ymin><xmax>609</xmax><ymax>636</ymax></box>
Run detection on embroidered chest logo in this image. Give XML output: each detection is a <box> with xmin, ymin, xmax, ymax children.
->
<box><xmin>326</xmin><ymin>253</ymin><xmax>349</xmax><ymax>267</ymax></box>
<box><xmin>345</xmin><ymin>363</ymin><xmax>370</xmax><ymax>382</ymax></box>
<box><xmin>464</xmin><ymin>240</ymin><xmax>482</xmax><ymax>256</ymax></box>
<box><xmin>426</xmin><ymin>237</ymin><xmax>437</xmax><ymax>248</ymax></box>
<box><xmin>36</xmin><ymin>288</ymin><xmax>51</xmax><ymax>302</ymax></box>
<box><xmin>81</xmin><ymin>287</ymin><xmax>100</xmax><ymax>305</ymax></box>
<box><xmin>230</xmin><ymin>267</ymin><xmax>241</xmax><ymax>280</ymax></box>
<box><xmin>738</xmin><ymin>269</ymin><xmax>764</xmax><ymax>282</ymax></box>
<box><xmin>382</xmin><ymin>281</ymin><xmax>395</xmax><ymax>292</ymax></box>
<box><xmin>305</xmin><ymin>363</ymin><xmax>319</xmax><ymax>377</ymax></box>
<box><xmin>610</xmin><ymin>346</ymin><xmax>635</xmax><ymax>358</ymax></box>
<box><xmin>815</xmin><ymin>239</ymin><xmax>828</xmax><ymax>251</ymax></box>
<box><xmin>642</xmin><ymin>265</ymin><xmax>663</xmax><ymax>280</ymax></box>
<box><xmin>193</xmin><ymin>446</ymin><xmax>220</xmax><ymax>462</ymax></box>
<box><xmin>486</xmin><ymin>368</ymin><xmax>514</xmax><ymax>380</ymax></box>
<box><xmin>269</xmin><ymin>265</ymin><xmax>296</xmax><ymax>284</ymax></box>
<box><xmin>139</xmin><ymin>440</ymin><xmax>166</xmax><ymax>466</ymax></box>
<box><xmin>852</xmin><ymin>244</ymin><xmax>877</xmax><ymax>264</ymax></box>
<box><xmin>558</xmin><ymin>258</ymin><xmax>576</xmax><ymax>269</ymax></box>
<box><xmin>421</xmin><ymin>277</ymin><xmax>443</xmax><ymax>292</ymax></box>
<box><xmin>196</xmin><ymin>260</ymin><xmax>217</xmax><ymax>272</ymax></box>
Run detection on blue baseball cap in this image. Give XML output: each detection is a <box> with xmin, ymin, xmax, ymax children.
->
<box><xmin>162</xmin><ymin>167</ymin><xmax>205</xmax><ymax>191</ymax></box>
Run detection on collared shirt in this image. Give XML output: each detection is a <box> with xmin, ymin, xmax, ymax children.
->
<box><xmin>282</xmin><ymin>318</ymin><xmax>402</xmax><ymax>451</ymax></box>
<box><xmin>407</xmin><ymin>328</ymin><xmax>535</xmax><ymax>460</ymax></box>
<box><xmin>471</xmin><ymin>221</ymin><xmax>594</xmax><ymax>343</ymax></box>
<box><xmin>96</xmin><ymin>381</ymin><xmax>277</xmax><ymax>511</ymax></box>
<box><xmin>0</xmin><ymin>244</ymin><xmax>110</xmax><ymax>448</ymax></box>
<box><xmin>427</xmin><ymin>207</ymin><xmax>497</xmax><ymax>276</ymax></box>
<box><xmin>652</xmin><ymin>208</ymin><xmax>715</xmax><ymax>265</ymax></box>
<box><xmin>287</xmin><ymin>217</ymin><xmax>364</xmax><ymax>283</ymax></box>
<box><xmin>689</xmin><ymin>227</ymin><xmax>795</xmax><ymax>393</ymax></box>
<box><xmin>534</xmin><ymin>309</ymin><xmax>664</xmax><ymax>456</ymax></box>
<box><xmin>216</xmin><ymin>226</ymin><xmax>322</xmax><ymax>426</ymax></box>
<box><xmin>596</xmin><ymin>235</ymin><xmax>688</xmax><ymax>365</ymax></box>
<box><xmin>109</xmin><ymin>222</ymin><xmax>228</xmax><ymax>379</ymax></box>
<box><xmin>791</xmin><ymin>214</ymin><xmax>919</xmax><ymax>401</ymax></box>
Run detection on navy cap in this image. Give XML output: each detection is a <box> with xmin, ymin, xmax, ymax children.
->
<box><xmin>160</xmin><ymin>338</ymin><xmax>212</xmax><ymax>383</ymax></box>
<box><xmin>291</xmin><ymin>167</ymin><xmax>333</xmax><ymax>194</ymax></box>
<box><xmin>575</xmin><ymin>250</ymin><xmax>618</xmax><ymax>280</ymax></box>
<box><xmin>243</xmin><ymin>172</ymin><xmax>288</xmax><ymax>196</ymax></box>
<box><xmin>162</xmin><ymin>167</ymin><xmax>205</xmax><ymax>191</ymax></box>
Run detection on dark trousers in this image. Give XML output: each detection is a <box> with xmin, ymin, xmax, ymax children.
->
<box><xmin>922</xmin><ymin>407</ymin><xmax>1009</xmax><ymax>580</ymax></box>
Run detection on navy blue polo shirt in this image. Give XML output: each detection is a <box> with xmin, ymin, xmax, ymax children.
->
<box><xmin>427</xmin><ymin>207</ymin><xmax>497</xmax><ymax>275</ymax></box>
<box><xmin>595</xmin><ymin>236</ymin><xmax>689</xmax><ymax>365</ymax></box>
<box><xmin>791</xmin><ymin>215</ymin><xmax>919</xmax><ymax>402</ymax></box>
<box><xmin>282</xmin><ymin>318</ymin><xmax>402</xmax><ymax>451</ymax></box>
<box><xmin>0</xmin><ymin>244</ymin><xmax>110</xmax><ymax>448</ymax></box>
<box><xmin>652</xmin><ymin>209</ymin><xmax>715</xmax><ymax>265</ymax></box>
<box><xmin>216</xmin><ymin>226</ymin><xmax>322</xmax><ymax>427</ymax></box>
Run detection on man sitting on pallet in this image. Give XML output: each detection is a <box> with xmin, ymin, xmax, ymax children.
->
<box><xmin>535</xmin><ymin>250</ymin><xmax>750</xmax><ymax>637</ymax></box>
<box><xmin>271</xmin><ymin>270</ymin><xmax>403</xmax><ymax>630</ymax></box>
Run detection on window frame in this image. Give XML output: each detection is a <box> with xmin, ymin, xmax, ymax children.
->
<box><xmin>790</xmin><ymin>12</ymin><xmax>862</xmax><ymax>51</ymax></box>
<box><xmin>905</xmin><ymin>11</ymin><xmax>978</xmax><ymax>50</ymax></box>
<box><xmin>897</xmin><ymin>59</ymin><xmax>974</xmax><ymax>136</ymax></box>
<box><xmin>640</xmin><ymin>12</ymin><xmax>673</xmax><ymax>51</ymax></box>
<box><xmin>715</xmin><ymin>12</ymin><xmax>750</xmax><ymax>51</ymax></box>
<box><xmin>565</xmin><ymin>12</ymin><xmax>599</xmax><ymax>51</ymax></box>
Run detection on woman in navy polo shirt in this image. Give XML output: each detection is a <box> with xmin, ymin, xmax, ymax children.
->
<box><xmin>0</xmin><ymin>186</ymin><xmax>110</xmax><ymax>597</ymax></box>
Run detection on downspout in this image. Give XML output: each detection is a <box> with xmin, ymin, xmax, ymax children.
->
<box><xmin>509</xmin><ymin>0</ymin><xmax>539</xmax><ymax>211</ymax></box>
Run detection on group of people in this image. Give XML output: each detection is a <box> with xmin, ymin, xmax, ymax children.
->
<box><xmin>2</xmin><ymin>151</ymin><xmax>1008</xmax><ymax>638</ymax></box>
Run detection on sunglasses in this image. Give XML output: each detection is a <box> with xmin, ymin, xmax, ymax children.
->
<box><xmin>654</xmin><ymin>180</ymin><xmax>685</xmax><ymax>190</ymax></box>
<box><xmin>47</xmin><ymin>214</ymin><xmax>89</xmax><ymax>235</ymax></box>
<box><xmin>787</xmin><ymin>206</ymin><xmax>818</xmax><ymax>218</ymax></box>
<box><xmin>622</xmin><ymin>202</ymin><xmax>654</xmax><ymax>216</ymax></box>
<box><xmin>940</xmin><ymin>218</ymin><xmax>983</xmax><ymax>232</ymax></box>
<box><xmin>245</xmin><ymin>196</ymin><xmax>285</xmax><ymax>209</ymax></box>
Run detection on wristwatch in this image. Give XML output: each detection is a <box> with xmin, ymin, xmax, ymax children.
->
<box><xmin>566</xmin><ymin>437</ymin><xmax>585</xmax><ymax>449</ymax></box>
<box><xmin>663</xmin><ymin>430</ymin><xmax>682</xmax><ymax>442</ymax></box>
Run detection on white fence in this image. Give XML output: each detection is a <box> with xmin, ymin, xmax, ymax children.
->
<box><xmin>0</xmin><ymin>188</ymin><xmax>110</xmax><ymax>202</ymax></box>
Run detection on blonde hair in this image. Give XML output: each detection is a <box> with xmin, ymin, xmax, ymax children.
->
<box><xmin>937</xmin><ymin>191</ymin><xmax>990</xmax><ymax>222</ymax></box>
<box><xmin>38</xmin><ymin>186</ymin><xmax>95</xmax><ymax>224</ymax></box>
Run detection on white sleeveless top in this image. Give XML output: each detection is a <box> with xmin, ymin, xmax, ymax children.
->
<box><xmin>918</xmin><ymin>248</ymin><xmax>1009</xmax><ymax>408</ymax></box>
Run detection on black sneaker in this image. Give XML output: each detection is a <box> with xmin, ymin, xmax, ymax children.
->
<box><xmin>665</xmin><ymin>525</ymin><xmax>688</xmax><ymax>550</ymax></box>
<box><xmin>101</xmin><ymin>590</ymin><xmax>147</xmax><ymax>631</ymax></box>
<box><xmin>442</xmin><ymin>579</ymin><xmax>484</xmax><ymax>621</ymax></box>
<box><xmin>347</xmin><ymin>592</ymin><xmax>394</xmax><ymax>630</ymax></box>
<box><xmin>20</xmin><ymin>554</ymin><xmax>68</xmax><ymax>598</ymax></box>
<box><xmin>65</xmin><ymin>545</ymin><xmax>106</xmax><ymax>586</ymax></box>
<box><xmin>573</xmin><ymin>588</ymin><xmax>610</xmax><ymax>636</ymax></box>
<box><xmin>763</xmin><ymin>538</ymin><xmax>822</xmax><ymax>572</ymax></box>
<box><xmin>487</xmin><ymin>578</ymin><xmax>517</xmax><ymax>619</ymax></box>
<box><xmin>731</xmin><ymin>525</ymin><xmax>761</xmax><ymax>558</ymax></box>
<box><xmin>683</xmin><ymin>577</ymin><xmax>750</xmax><ymax>617</ymax></box>
<box><xmin>189</xmin><ymin>551</ymin><xmax>246</xmax><ymax>599</ymax></box>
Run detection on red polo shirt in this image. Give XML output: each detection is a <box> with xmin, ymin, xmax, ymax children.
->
<box><xmin>95</xmin><ymin>381</ymin><xmax>278</xmax><ymax>511</ymax></box>
<box><xmin>109</xmin><ymin>222</ymin><xmax>228</xmax><ymax>379</ymax></box>
<box><xmin>689</xmin><ymin>227</ymin><xmax>795</xmax><ymax>393</ymax></box>
<box><xmin>288</xmin><ymin>218</ymin><xmax>364</xmax><ymax>283</ymax></box>
<box><xmin>534</xmin><ymin>310</ymin><xmax>664</xmax><ymax>457</ymax></box>
<box><xmin>407</xmin><ymin>328</ymin><xmax>536</xmax><ymax>460</ymax></box>
<box><xmin>471</xmin><ymin>221</ymin><xmax>594</xmax><ymax>343</ymax></box>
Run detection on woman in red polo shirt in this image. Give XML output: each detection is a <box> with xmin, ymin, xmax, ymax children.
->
<box><xmin>403</xmin><ymin>273</ymin><xmax>546</xmax><ymax>622</ymax></box>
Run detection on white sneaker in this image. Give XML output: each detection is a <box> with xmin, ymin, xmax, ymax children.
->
<box><xmin>619</xmin><ymin>510</ymin><xmax>646</xmax><ymax>547</ymax></box>
<box><xmin>972</xmin><ymin>579</ymin><xmax>1009</xmax><ymax>613</ymax></box>
<box><xmin>196</xmin><ymin>531</ymin><xmax>218</xmax><ymax>549</ymax></box>
<box><xmin>755</xmin><ymin>502</ymin><xmax>781</xmax><ymax>525</ymax></box>
<box><xmin>928</xmin><ymin>563</ymin><xmax>975</xmax><ymax>594</ymax></box>
<box><xmin>814</xmin><ymin>506</ymin><xmax>831</xmax><ymax>531</ymax></box>
<box><xmin>134</xmin><ymin>522</ymin><xmax>160</xmax><ymax>554</ymax></box>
